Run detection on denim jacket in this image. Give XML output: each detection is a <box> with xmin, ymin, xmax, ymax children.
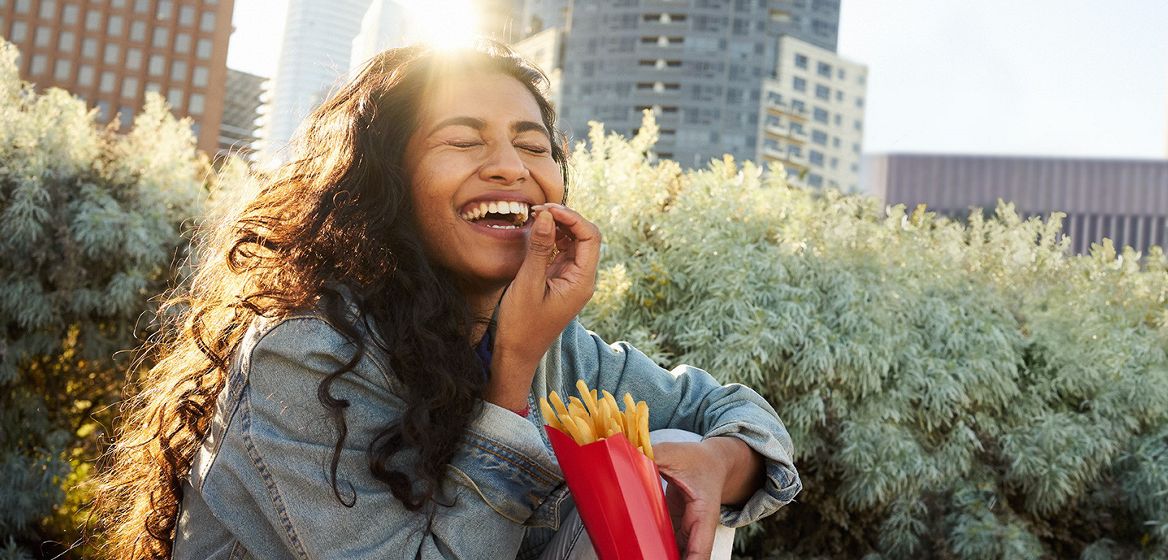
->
<box><xmin>172</xmin><ymin>292</ymin><xmax>801</xmax><ymax>559</ymax></box>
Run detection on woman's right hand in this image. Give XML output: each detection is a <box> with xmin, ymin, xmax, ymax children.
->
<box><xmin>486</xmin><ymin>204</ymin><xmax>601</xmax><ymax>410</ymax></box>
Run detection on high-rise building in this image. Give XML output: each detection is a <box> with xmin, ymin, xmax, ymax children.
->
<box><xmin>759</xmin><ymin>35</ymin><xmax>866</xmax><ymax>191</ymax></box>
<box><xmin>260</xmin><ymin>0</ymin><xmax>370</xmax><ymax>156</ymax></box>
<box><xmin>217</xmin><ymin>67</ymin><xmax>264</xmax><ymax>159</ymax></box>
<box><xmin>865</xmin><ymin>153</ymin><xmax>1168</xmax><ymax>255</ymax></box>
<box><xmin>0</xmin><ymin>0</ymin><xmax>235</xmax><ymax>155</ymax></box>
<box><xmin>518</xmin><ymin>0</ymin><xmax>862</xmax><ymax>188</ymax></box>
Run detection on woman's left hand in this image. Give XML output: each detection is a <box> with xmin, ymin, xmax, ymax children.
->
<box><xmin>654</xmin><ymin>437</ymin><xmax>764</xmax><ymax>560</ymax></box>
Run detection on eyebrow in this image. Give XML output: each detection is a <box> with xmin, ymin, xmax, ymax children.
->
<box><xmin>427</xmin><ymin>116</ymin><xmax>550</xmax><ymax>140</ymax></box>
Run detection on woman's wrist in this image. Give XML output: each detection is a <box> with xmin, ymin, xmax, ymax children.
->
<box><xmin>484</xmin><ymin>351</ymin><xmax>541</xmax><ymax>411</ymax></box>
<box><xmin>704</xmin><ymin>436</ymin><xmax>765</xmax><ymax>506</ymax></box>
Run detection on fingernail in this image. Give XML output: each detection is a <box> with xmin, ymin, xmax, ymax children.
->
<box><xmin>535</xmin><ymin>211</ymin><xmax>553</xmax><ymax>234</ymax></box>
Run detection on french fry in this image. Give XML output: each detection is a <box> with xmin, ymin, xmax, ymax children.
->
<box><xmin>549</xmin><ymin>391</ymin><xmax>570</xmax><ymax>419</ymax></box>
<box><xmin>539</xmin><ymin>382</ymin><xmax>655</xmax><ymax>460</ymax></box>
<box><xmin>572</xmin><ymin>416</ymin><xmax>596</xmax><ymax>444</ymax></box>
<box><xmin>540</xmin><ymin>398</ymin><xmax>563</xmax><ymax>432</ymax></box>
<box><xmin>637</xmin><ymin>401</ymin><xmax>654</xmax><ymax>460</ymax></box>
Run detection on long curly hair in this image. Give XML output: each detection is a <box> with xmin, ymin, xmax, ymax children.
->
<box><xmin>92</xmin><ymin>40</ymin><xmax>569</xmax><ymax>559</ymax></box>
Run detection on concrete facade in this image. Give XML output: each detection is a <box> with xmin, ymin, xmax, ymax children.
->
<box><xmin>866</xmin><ymin>153</ymin><xmax>1168</xmax><ymax>255</ymax></box>
<box><xmin>524</xmin><ymin>0</ymin><xmax>848</xmax><ymax>170</ymax></box>
<box><xmin>0</xmin><ymin>0</ymin><xmax>235</xmax><ymax>154</ymax></box>
<box><xmin>259</xmin><ymin>0</ymin><xmax>370</xmax><ymax>157</ymax></box>
<box><xmin>759</xmin><ymin>35</ymin><xmax>866</xmax><ymax>191</ymax></box>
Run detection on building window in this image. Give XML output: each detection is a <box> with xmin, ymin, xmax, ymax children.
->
<box><xmin>835</xmin><ymin>90</ymin><xmax>843</xmax><ymax>101</ymax></box>
<box><xmin>810</xmin><ymin>150</ymin><xmax>824</xmax><ymax>165</ymax></box>
<box><xmin>856</xmin><ymin>97</ymin><xmax>864</xmax><ymax>108</ymax></box>
<box><xmin>126</xmin><ymin>48</ymin><xmax>142</xmax><ymax>70</ymax></box>
<box><xmin>9</xmin><ymin>21</ymin><xmax>27</xmax><ymax>42</ymax></box>
<box><xmin>78</xmin><ymin>64</ymin><xmax>94</xmax><ymax>86</ymax></box>
<box><xmin>157</xmin><ymin>0</ymin><xmax>172</xmax><ymax>19</ymax></box>
<box><xmin>817</xmin><ymin>62</ymin><xmax>832</xmax><ymax>78</ymax></box>
<box><xmin>149</xmin><ymin>54</ymin><xmax>164</xmax><ymax>76</ymax></box>
<box><xmin>838</xmin><ymin>68</ymin><xmax>846</xmax><ymax>80</ymax></box>
<box><xmin>192</xmin><ymin>66</ymin><xmax>208</xmax><ymax>87</ymax></box>
<box><xmin>131</xmin><ymin>20</ymin><xmax>146</xmax><ymax>42</ymax></box>
<box><xmin>34</xmin><ymin>26</ymin><xmax>50</xmax><ymax>47</ymax></box>
<box><xmin>38</xmin><ymin>0</ymin><xmax>54</xmax><ymax>19</ymax></box>
<box><xmin>15</xmin><ymin>0</ymin><xmax>30</xmax><ymax>14</ymax></box>
<box><xmin>145</xmin><ymin>81</ymin><xmax>160</xmax><ymax>93</ymax></box>
<box><xmin>170</xmin><ymin>60</ymin><xmax>186</xmax><ymax>82</ymax></box>
<box><xmin>85</xmin><ymin>11</ymin><xmax>100</xmax><ymax>30</ymax></box>
<box><xmin>118</xmin><ymin>106</ymin><xmax>133</xmax><ymax>129</ymax></box>
<box><xmin>811</xmin><ymin>130</ymin><xmax>827</xmax><ymax>145</ymax></box>
<box><xmin>53</xmin><ymin>59</ymin><xmax>70</xmax><ymax>80</ymax></box>
<box><xmin>854</xmin><ymin>119</ymin><xmax>863</xmax><ymax>131</ymax></box>
<box><xmin>82</xmin><ymin>37</ymin><xmax>97</xmax><ymax>58</ymax></box>
<box><xmin>107</xmin><ymin>15</ymin><xmax>123</xmax><ymax>35</ymax></box>
<box><xmin>815</xmin><ymin>84</ymin><xmax>829</xmax><ymax>100</ymax></box>
<box><xmin>794</xmin><ymin>53</ymin><xmax>807</xmax><ymax>69</ymax></box>
<box><xmin>834</xmin><ymin>113</ymin><xmax>841</xmax><ymax>125</ymax></box>
<box><xmin>832</xmin><ymin>137</ymin><xmax>840</xmax><ymax>148</ymax></box>
<box><xmin>63</xmin><ymin>4</ymin><xmax>79</xmax><ymax>24</ymax></box>
<box><xmin>30</xmin><ymin>54</ymin><xmax>46</xmax><ymax>75</ymax></box>
<box><xmin>99</xmin><ymin>71</ymin><xmax>115</xmax><ymax>93</ymax></box>
<box><xmin>179</xmin><ymin>5</ymin><xmax>195</xmax><ymax>26</ymax></box>
<box><xmin>153</xmin><ymin>27</ymin><xmax>168</xmax><ymax>48</ymax></box>
<box><xmin>793</xmin><ymin>76</ymin><xmax>806</xmax><ymax>91</ymax></box>
<box><xmin>175</xmin><ymin>32</ymin><xmax>191</xmax><ymax>53</ymax></box>
<box><xmin>830</xmin><ymin>157</ymin><xmax>839</xmax><ymax>169</ymax></box>
<box><xmin>813</xmin><ymin>107</ymin><xmax>828</xmax><ymax>123</ymax></box>
<box><xmin>189</xmin><ymin>93</ymin><xmax>204</xmax><ymax>115</ymax></box>
<box><xmin>57</xmin><ymin>30</ymin><xmax>74</xmax><ymax>52</ymax></box>
<box><xmin>167</xmin><ymin>88</ymin><xmax>183</xmax><ymax>110</ymax></box>
<box><xmin>121</xmin><ymin>76</ymin><xmax>138</xmax><ymax>99</ymax></box>
<box><xmin>199</xmin><ymin>10</ymin><xmax>215</xmax><ymax>32</ymax></box>
<box><xmin>196</xmin><ymin>38</ymin><xmax>212</xmax><ymax>59</ymax></box>
<box><xmin>808</xmin><ymin>173</ymin><xmax>823</xmax><ymax>187</ymax></box>
<box><xmin>134</xmin><ymin>0</ymin><xmax>148</xmax><ymax>13</ymax></box>
<box><xmin>103</xmin><ymin>43</ymin><xmax>119</xmax><ymax>65</ymax></box>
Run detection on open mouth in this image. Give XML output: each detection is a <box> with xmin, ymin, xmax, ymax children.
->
<box><xmin>460</xmin><ymin>200</ymin><xmax>530</xmax><ymax>229</ymax></box>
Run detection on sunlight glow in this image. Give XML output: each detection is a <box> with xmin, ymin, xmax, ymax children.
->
<box><xmin>403</xmin><ymin>0</ymin><xmax>480</xmax><ymax>50</ymax></box>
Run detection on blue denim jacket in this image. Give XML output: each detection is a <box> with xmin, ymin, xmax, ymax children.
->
<box><xmin>172</xmin><ymin>293</ymin><xmax>801</xmax><ymax>559</ymax></box>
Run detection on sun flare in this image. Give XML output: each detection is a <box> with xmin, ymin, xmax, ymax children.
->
<box><xmin>403</xmin><ymin>0</ymin><xmax>480</xmax><ymax>50</ymax></box>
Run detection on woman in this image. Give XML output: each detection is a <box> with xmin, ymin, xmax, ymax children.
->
<box><xmin>95</xmin><ymin>41</ymin><xmax>800</xmax><ymax>559</ymax></box>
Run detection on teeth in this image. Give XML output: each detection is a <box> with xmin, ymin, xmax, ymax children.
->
<box><xmin>460</xmin><ymin>200</ymin><xmax>532</xmax><ymax>223</ymax></box>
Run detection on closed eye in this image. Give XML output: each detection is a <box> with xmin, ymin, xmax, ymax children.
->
<box><xmin>446</xmin><ymin>140</ymin><xmax>483</xmax><ymax>149</ymax></box>
<box><xmin>518</xmin><ymin>144</ymin><xmax>550</xmax><ymax>154</ymax></box>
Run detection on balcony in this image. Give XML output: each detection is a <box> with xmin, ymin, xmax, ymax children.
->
<box><xmin>764</xmin><ymin>122</ymin><xmax>790</xmax><ymax>137</ymax></box>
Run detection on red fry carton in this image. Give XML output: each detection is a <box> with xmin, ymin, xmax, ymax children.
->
<box><xmin>546</xmin><ymin>426</ymin><xmax>680</xmax><ymax>560</ymax></box>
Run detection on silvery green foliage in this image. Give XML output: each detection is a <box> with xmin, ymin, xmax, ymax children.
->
<box><xmin>574</xmin><ymin>112</ymin><xmax>1168</xmax><ymax>558</ymax></box>
<box><xmin>0</xmin><ymin>39</ymin><xmax>208</xmax><ymax>554</ymax></box>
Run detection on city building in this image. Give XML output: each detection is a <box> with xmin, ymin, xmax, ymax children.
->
<box><xmin>217</xmin><ymin>67</ymin><xmax>264</xmax><ymax>159</ymax></box>
<box><xmin>865</xmin><ymin>153</ymin><xmax>1168</xmax><ymax>255</ymax></box>
<box><xmin>759</xmin><ymin>35</ymin><xmax>866</xmax><ymax>191</ymax></box>
<box><xmin>260</xmin><ymin>0</ymin><xmax>369</xmax><ymax>156</ymax></box>
<box><xmin>0</xmin><ymin>0</ymin><xmax>235</xmax><ymax>155</ymax></box>
<box><xmin>514</xmin><ymin>0</ymin><xmax>863</xmax><ymax>189</ymax></box>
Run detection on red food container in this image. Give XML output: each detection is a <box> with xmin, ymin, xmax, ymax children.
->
<box><xmin>546</xmin><ymin>426</ymin><xmax>680</xmax><ymax>560</ymax></box>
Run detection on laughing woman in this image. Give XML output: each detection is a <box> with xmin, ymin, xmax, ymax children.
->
<box><xmin>94</xmin><ymin>41</ymin><xmax>800</xmax><ymax>560</ymax></box>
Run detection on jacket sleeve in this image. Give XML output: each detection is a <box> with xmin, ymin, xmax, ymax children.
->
<box><xmin>555</xmin><ymin>319</ymin><xmax>802</xmax><ymax>528</ymax></box>
<box><xmin>207</xmin><ymin>316</ymin><xmax>564</xmax><ymax>559</ymax></box>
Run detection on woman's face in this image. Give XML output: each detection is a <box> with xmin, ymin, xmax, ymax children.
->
<box><xmin>405</xmin><ymin>70</ymin><xmax>565</xmax><ymax>291</ymax></box>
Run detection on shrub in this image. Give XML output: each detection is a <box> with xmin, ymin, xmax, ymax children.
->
<box><xmin>0</xmin><ymin>40</ymin><xmax>223</xmax><ymax>557</ymax></box>
<box><xmin>574</xmin><ymin>113</ymin><xmax>1168</xmax><ymax>559</ymax></box>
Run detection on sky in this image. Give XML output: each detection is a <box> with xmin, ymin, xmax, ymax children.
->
<box><xmin>228</xmin><ymin>0</ymin><xmax>1168</xmax><ymax>160</ymax></box>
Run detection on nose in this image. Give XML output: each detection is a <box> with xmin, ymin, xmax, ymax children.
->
<box><xmin>479</xmin><ymin>142</ymin><xmax>529</xmax><ymax>185</ymax></box>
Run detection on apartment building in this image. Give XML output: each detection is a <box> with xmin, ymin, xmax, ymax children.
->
<box><xmin>0</xmin><ymin>0</ymin><xmax>234</xmax><ymax>155</ymax></box>
<box><xmin>759</xmin><ymin>35</ymin><xmax>866</xmax><ymax>191</ymax></box>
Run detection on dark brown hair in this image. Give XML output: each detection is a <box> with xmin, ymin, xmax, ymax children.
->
<box><xmin>93</xmin><ymin>40</ymin><xmax>568</xmax><ymax>559</ymax></box>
